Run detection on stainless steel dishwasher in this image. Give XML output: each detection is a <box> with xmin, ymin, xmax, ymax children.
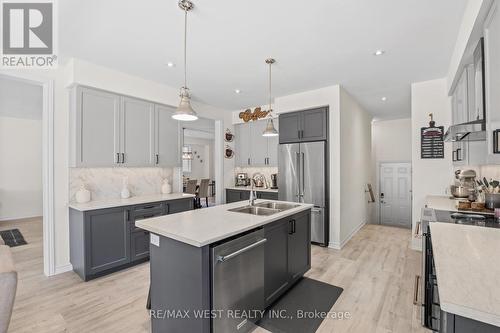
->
<box><xmin>211</xmin><ymin>228</ymin><xmax>266</xmax><ymax>333</ymax></box>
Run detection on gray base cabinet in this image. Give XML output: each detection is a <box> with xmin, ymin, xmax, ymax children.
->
<box><xmin>225</xmin><ymin>189</ymin><xmax>278</xmax><ymax>203</ymax></box>
<box><xmin>70</xmin><ymin>198</ymin><xmax>193</xmax><ymax>281</ymax></box>
<box><xmin>264</xmin><ymin>210</ymin><xmax>311</xmax><ymax>306</ymax></box>
<box><xmin>441</xmin><ymin>311</ymin><xmax>500</xmax><ymax>333</ymax></box>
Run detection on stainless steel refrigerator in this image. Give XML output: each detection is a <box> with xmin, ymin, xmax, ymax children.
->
<box><xmin>278</xmin><ymin>142</ymin><xmax>327</xmax><ymax>246</ymax></box>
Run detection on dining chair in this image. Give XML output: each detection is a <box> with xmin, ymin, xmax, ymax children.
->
<box><xmin>198</xmin><ymin>179</ymin><xmax>210</xmax><ymax>208</ymax></box>
<box><xmin>185</xmin><ymin>179</ymin><xmax>199</xmax><ymax>208</ymax></box>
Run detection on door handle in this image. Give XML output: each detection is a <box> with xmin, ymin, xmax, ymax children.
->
<box><xmin>156</xmin><ymin>154</ymin><xmax>159</xmax><ymax>164</ymax></box>
<box><xmin>413</xmin><ymin>275</ymin><xmax>421</xmax><ymax>305</ymax></box>
<box><xmin>456</xmin><ymin>148</ymin><xmax>462</xmax><ymax>161</ymax></box>
<box><xmin>121</xmin><ymin>153</ymin><xmax>125</xmax><ymax>164</ymax></box>
<box><xmin>288</xmin><ymin>220</ymin><xmax>294</xmax><ymax>234</ymax></box>
<box><xmin>414</xmin><ymin>221</ymin><xmax>422</xmax><ymax>239</ymax></box>
<box><xmin>216</xmin><ymin>238</ymin><xmax>267</xmax><ymax>262</ymax></box>
<box><xmin>116</xmin><ymin>152</ymin><xmax>120</xmax><ymax>164</ymax></box>
<box><xmin>301</xmin><ymin>152</ymin><xmax>305</xmax><ymax>197</ymax></box>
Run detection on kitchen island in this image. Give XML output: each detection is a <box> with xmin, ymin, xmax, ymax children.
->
<box><xmin>136</xmin><ymin>199</ymin><xmax>313</xmax><ymax>333</ymax></box>
<box><xmin>429</xmin><ymin>223</ymin><xmax>500</xmax><ymax>332</ymax></box>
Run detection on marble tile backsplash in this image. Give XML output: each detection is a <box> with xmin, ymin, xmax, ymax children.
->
<box><xmin>69</xmin><ymin>168</ymin><xmax>174</xmax><ymax>202</ymax></box>
<box><xmin>234</xmin><ymin>167</ymin><xmax>278</xmax><ymax>186</ymax></box>
<box><xmin>480</xmin><ymin>165</ymin><xmax>500</xmax><ymax>180</ymax></box>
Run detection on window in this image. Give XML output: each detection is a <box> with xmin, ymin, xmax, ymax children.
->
<box><xmin>182</xmin><ymin>146</ymin><xmax>192</xmax><ymax>172</ymax></box>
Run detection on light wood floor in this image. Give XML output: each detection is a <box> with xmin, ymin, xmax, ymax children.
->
<box><xmin>1</xmin><ymin>218</ymin><xmax>429</xmax><ymax>333</ymax></box>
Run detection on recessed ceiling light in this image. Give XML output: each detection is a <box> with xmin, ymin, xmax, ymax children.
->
<box><xmin>166</xmin><ymin>62</ymin><xmax>175</xmax><ymax>67</ymax></box>
<box><xmin>374</xmin><ymin>50</ymin><xmax>385</xmax><ymax>56</ymax></box>
<box><xmin>234</xmin><ymin>89</ymin><xmax>241</xmax><ymax>94</ymax></box>
<box><xmin>381</xmin><ymin>97</ymin><xmax>387</xmax><ymax>101</ymax></box>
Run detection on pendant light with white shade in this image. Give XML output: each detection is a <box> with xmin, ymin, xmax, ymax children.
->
<box><xmin>172</xmin><ymin>0</ymin><xmax>198</xmax><ymax>121</ymax></box>
<box><xmin>262</xmin><ymin>58</ymin><xmax>279</xmax><ymax>137</ymax></box>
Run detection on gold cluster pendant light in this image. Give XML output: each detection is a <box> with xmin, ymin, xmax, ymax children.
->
<box><xmin>172</xmin><ymin>0</ymin><xmax>198</xmax><ymax>121</ymax></box>
<box><xmin>262</xmin><ymin>58</ymin><xmax>279</xmax><ymax>137</ymax></box>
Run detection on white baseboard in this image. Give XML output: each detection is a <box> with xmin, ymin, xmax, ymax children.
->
<box><xmin>328</xmin><ymin>221</ymin><xmax>366</xmax><ymax>250</ymax></box>
<box><xmin>0</xmin><ymin>214</ymin><xmax>42</xmax><ymax>222</ymax></box>
<box><xmin>54</xmin><ymin>263</ymin><xmax>73</xmax><ymax>275</ymax></box>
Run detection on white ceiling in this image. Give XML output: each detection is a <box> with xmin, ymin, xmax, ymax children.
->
<box><xmin>59</xmin><ymin>0</ymin><xmax>467</xmax><ymax>119</ymax></box>
<box><xmin>0</xmin><ymin>77</ymin><xmax>42</xmax><ymax>119</ymax></box>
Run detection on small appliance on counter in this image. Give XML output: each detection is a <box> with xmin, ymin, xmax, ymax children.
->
<box><xmin>252</xmin><ymin>174</ymin><xmax>265</xmax><ymax>188</ymax></box>
<box><xmin>235</xmin><ymin>173</ymin><xmax>250</xmax><ymax>186</ymax></box>
<box><xmin>450</xmin><ymin>169</ymin><xmax>477</xmax><ymax>199</ymax></box>
<box><xmin>270</xmin><ymin>174</ymin><xmax>278</xmax><ymax>189</ymax></box>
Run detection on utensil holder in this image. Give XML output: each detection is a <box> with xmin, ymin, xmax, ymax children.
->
<box><xmin>485</xmin><ymin>193</ymin><xmax>500</xmax><ymax>209</ymax></box>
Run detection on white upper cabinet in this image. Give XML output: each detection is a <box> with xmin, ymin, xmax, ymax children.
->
<box><xmin>155</xmin><ymin>105</ymin><xmax>180</xmax><ymax>167</ymax></box>
<box><xmin>70</xmin><ymin>86</ymin><xmax>181</xmax><ymax>167</ymax></box>
<box><xmin>485</xmin><ymin>1</ymin><xmax>500</xmax><ymax>164</ymax></box>
<box><xmin>234</xmin><ymin>119</ymin><xmax>279</xmax><ymax>168</ymax></box>
<box><xmin>453</xmin><ymin>68</ymin><xmax>469</xmax><ymax>125</ymax></box>
<box><xmin>71</xmin><ymin>87</ymin><xmax>121</xmax><ymax>167</ymax></box>
<box><xmin>120</xmin><ymin>97</ymin><xmax>155</xmax><ymax>166</ymax></box>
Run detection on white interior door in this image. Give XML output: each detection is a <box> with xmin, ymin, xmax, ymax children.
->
<box><xmin>379</xmin><ymin>162</ymin><xmax>412</xmax><ymax>228</ymax></box>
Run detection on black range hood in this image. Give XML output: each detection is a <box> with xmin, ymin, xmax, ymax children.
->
<box><xmin>444</xmin><ymin>119</ymin><xmax>486</xmax><ymax>142</ymax></box>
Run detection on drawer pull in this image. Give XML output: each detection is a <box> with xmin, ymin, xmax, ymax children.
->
<box><xmin>413</xmin><ymin>275</ymin><xmax>421</xmax><ymax>305</ymax></box>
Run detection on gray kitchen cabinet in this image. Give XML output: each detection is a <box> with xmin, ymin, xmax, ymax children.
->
<box><xmin>279</xmin><ymin>107</ymin><xmax>328</xmax><ymax>144</ymax></box>
<box><xmin>69</xmin><ymin>198</ymin><xmax>194</xmax><ymax>281</ymax></box>
<box><xmin>251</xmin><ymin>120</ymin><xmax>270</xmax><ymax>166</ymax></box>
<box><xmin>279</xmin><ymin>112</ymin><xmax>301</xmax><ymax>143</ymax></box>
<box><xmin>84</xmin><ymin>207</ymin><xmax>130</xmax><ymax>276</ymax></box>
<box><xmin>155</xmin><ymin>105</ymin><xmax>181</xmax><ymax>167</ymax></box>
<box><xmin>264</xmin><ymin>219</ymin><xmax>290</xmax><ymax>306</ymax></box>
<box><xmin>121</xmin><ymin>97</ymin><xmax>155</xmax><ymax>166</ymax></box>
<box><xmin>263</xmin><ymin>210</ymin><xmax>311</xmax><ymax>306</ymax></box>
<box><xmin>71</xmin><ymin>85</ymin><xmax>182</xmax><ymax>167</ymax></box>
<box><xmin>287</xmin><ymin>212</ymin><xmax>311</xmax><ymax>282</ymax></box>
<box><xmin>235</xmin><ymin>122</ymin><xmax>252</xmax><ymax>166</ymax></box>
<box><xmin>485</xmin><ymin>1</ymin><xmax>500</xmax><ymax>164</ymax></box>
<box><xmin>440</xmin><ymin>309</ymin><xmax>500</xmax><ymax>333</ymax></box>
<box><xmin>225</xmin><ymin>189</ymin><xmax>278</xmax><ymax>203</ymax></box>
<box><xmin>71</xmin><ymin>86</ymin><xmax>121</xmax><ymax>167</ymax></box>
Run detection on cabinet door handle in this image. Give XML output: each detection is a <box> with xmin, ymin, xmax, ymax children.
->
<box><xmin>156</xmin><ymin>154</ymin><xmax>159</xmax><ymax>164</ymax></box>
<box><xmin>456</xmin><ymin>148</ymin><xmax>462</xmax><ymax>161</ymax></box>
<box><xmin>414</xmin><ymin>221</ymin><xmax>422</xmax><ymax>239</ymax></box>
<box><xmin>121</xmin><ymin>153</ymin><xmax>125</xmax><ymax>164</ymax></box>
<box><xmin>116</xmin><ymin>153</ymin><xmax>120</xmax><ymax>164</ymax></box>
<box><xmin>413</xmin><ymin>275</ymin><xmax>421</xmax><ymax>305</ymax></box>
<box><xmin>288</xmin><ymin>220</ymin><xmax>294</xmax><ymax>234</ymax></box>
<box><xmin>248</xmin><ymin>158</ymin><xmax>251</xmax><ymax>165</ymax></box>
<box><xmin>452</xmin><ymin>150</ymin><xmax>457</xmax><ymax>162</ymax></box>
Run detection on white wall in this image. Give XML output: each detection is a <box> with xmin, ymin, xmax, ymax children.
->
<box><xmin>0</xmin><ymin>116</ymin><xmax>43</xmax><ymax>220</ymax></box>
<box><xmin>339</xmin><ymin>88</ymin><xmax>373</xmax><ymax>245</ymax></box>
<box><xmin>371</xmin><ymin>118</ymin><xmax>412</xmax><ymax>223</ymax></box>
<box><xmin>411</xmin><ymin>78</ymin><xmax>453</xmax><ymax>250</ymax></box>
<box><xmin>183</xmin><ymin>137</ymin><xmax>214</xmax><ymax>181</ymax></box>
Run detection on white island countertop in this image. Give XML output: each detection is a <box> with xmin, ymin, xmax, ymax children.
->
<box><xmin>426</xmin><ymin>195</ymin><xmax>494</xmax><ymax>215</ymax></box>
<box><xmin>226</xmin><ymin>186</ymin><xmax>279</xmax><ymax>193</ymax></box>
<box><xmin>68</xmin><ymin>193</ymin><xmax>195</xmax><ymax>211</ymax></box>
<box><xmin>429</xmin><ymin>223</ymin><xmax>500</xmax><ymax>327</ymax></box>
<box><xmin>136</xmin><ymin>199</ymin><xmax>312</xmax><ymax>247</ymax></box>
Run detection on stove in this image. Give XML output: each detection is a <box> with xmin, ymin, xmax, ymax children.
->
<box><xmin>434</xmin><ymin>210</ymin><xmax>500</xmax><ymax>228</ymax></box>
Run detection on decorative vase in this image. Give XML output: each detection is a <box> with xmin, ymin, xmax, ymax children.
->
<box><xmin>161</xmin><ymin>179</ymin><xmax>172</xmax><ymax>194</ymax></box>
<box><xmin>121</xmin><ymin>177</ymin><xmax>131</xmax><ymax>199</ymax></box>
<box><xmin>75</xmin><ymin>184</ymin><xmax>91</xmax><ymax>203</ymax></box>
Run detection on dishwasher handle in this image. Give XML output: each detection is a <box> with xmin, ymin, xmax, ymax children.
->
<box><xmin>217</xmin><ymin>238</ymin><xmax>267</xmax><ymax>263</ymax></box>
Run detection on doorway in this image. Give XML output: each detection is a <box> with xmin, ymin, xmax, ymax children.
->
<box><xmin>379</xmin><ymin>162</ymin><xmax>412</xmax><ymax>228</ymax></box>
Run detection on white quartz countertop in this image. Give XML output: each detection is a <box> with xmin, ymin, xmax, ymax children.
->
<box><xmin>136</xmin><ymin>199</ymin><xmax>312</xmax><ymax>247</ymax></box>
<box><xmin>226</xmin><ymin>186</ymin><xmax>278</xmax><ymax>193</ymax></box>
<box><xmin>429</xmin><ymin>223</ymin><xmax>500</xmax><ymax>327</ymax></box>
<box><xmin>426</xmin><ymin>195</ymin><xmax>494</xmax><ymax>215</ymax></box>
<box><xmin>68</xmin><ymin>193</ymin><xmax>195</xmax><ymax>211</ymax></box>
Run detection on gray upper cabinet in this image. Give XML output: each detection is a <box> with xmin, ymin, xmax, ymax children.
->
<box><xmin>72</xmin><ymin>87</ymin><xmax>121</xmax><ymax>167</ymax></box>
<box><xmin>278</xmin><ymin>112</ymin><xmax>301</xmax><ymax>143</ymax></box>
<box><xmin>251</xmin><ymin>120</ymin><xmax>270</xmax><ymax>167</ymax></box>
<box><xmin>235</xmin><ymin>122</ymin><xmax>252</xmax><ymax>166</ymax></box>
<box><xmin>485</xmin><ymin>2</ymin><xmax>500</xmax><ymax>164</ymax></box>
<box><xmin>235</xmin><ymin>120</ymin><xmax>280</xmax><ymax>167</ymax></box>
<box><xmin>121</xmin><ymin>97</ymin><xmax>155</xmax><ymax>166</ymax></box>
<box><xmin>155</xmin><ymin>105</ymin><xmax>180</xmax><ymax>167</ymax></box>
<box><xmin>279</xmin><ymin>107</ymin><xmax>327</xmax><ymax>144</ymax></box>
<box><xmin>70</xmin><ymin>86</ymin><xmax>182</xmax><ymax>167</ymax></box>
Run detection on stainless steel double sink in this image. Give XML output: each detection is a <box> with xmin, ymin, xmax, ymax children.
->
<box><xmin>228</xmin><ymin>201</ymin><xmax>299</xmax><ymax>216</ymax></box>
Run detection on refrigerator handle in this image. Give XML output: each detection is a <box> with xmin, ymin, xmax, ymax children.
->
<box><xmin>295</xmin><ymin>152</ymin><xmax>301</xmax><ymax>199</ymax></box>
<box><xmin>301</xmin><ymin>152</ymin><xmax>305</xmax><ymax>199</ymax></box>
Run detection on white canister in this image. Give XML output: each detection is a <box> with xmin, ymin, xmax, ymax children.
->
<box><xmin>161</xmin><ymin>179</ymin><xmax>172</xmax><ymax>194</ymax></box>
<box><xmin>121</xmin><ymin>177</ymin><xmax>131</xmax><ymax>199</ymax></box>
<box><xmin>75</xmin><ymin>185</ymin><xmax>91</xmax><ymax>203</ymax></box>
